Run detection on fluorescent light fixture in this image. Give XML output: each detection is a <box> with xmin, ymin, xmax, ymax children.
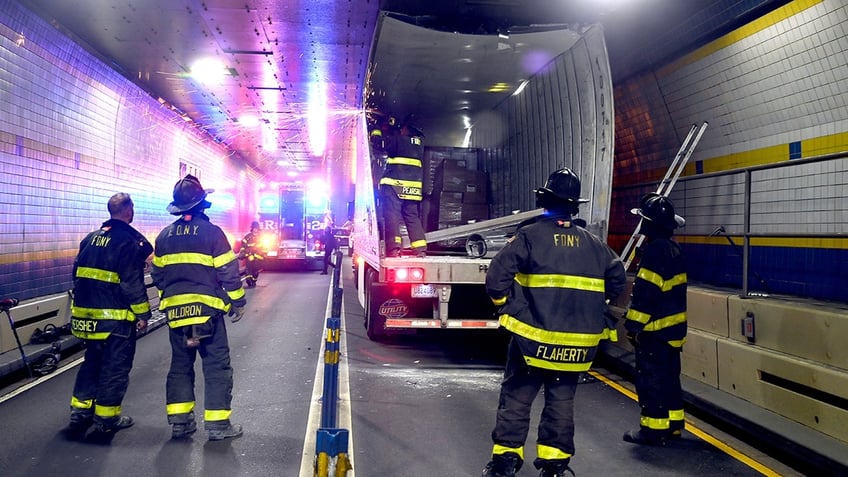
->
<box><xmin>190</xmin><ymin>58</ymin><xmax>227</xmax><ymax>84</ymax></box>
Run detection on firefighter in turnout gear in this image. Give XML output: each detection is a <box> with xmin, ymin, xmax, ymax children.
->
<box><xmin>240</xmin><ymin>221</ymin><xmax>264</xmax><ymax>288</ymax></box>
<box><xmin>151</xmin><ymin>175</ymin><xmax>247</xmax><ymax>441</ymax></box>
<box><xmin>482</xmin><ymin>168</ymin><xmax>627</xmax><ymax>477</ymax></box>
<box><xmin>622</xmin><ymin>193</ymin><xmax>688</xmax><ymax>446</ymax></box>
<box><xmin>68</xmin><ymin>192</ymin><xmax>153</xmax><ymax>436</ymax></box>
<box><xmin>379</xmin><ymin>120</ymin><xmax>427</xmax><ymax>257</ymax></box>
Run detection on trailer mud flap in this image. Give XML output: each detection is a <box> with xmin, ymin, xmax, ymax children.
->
<box><xmin>368</xmin><ymin>282</ymin><xmax>434</xmax><ymax>332</ymax></box>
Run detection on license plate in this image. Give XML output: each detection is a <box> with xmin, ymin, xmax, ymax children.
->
<box><xmin>411</xmin><ymin>284</ymin><xmax>437</xmax><ymax>298</ymax></box>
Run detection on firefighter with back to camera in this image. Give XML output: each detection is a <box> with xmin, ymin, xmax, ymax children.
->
<box><xmin>482</xmin><ymin>168</ymin><xmax>627</xmax><ymax>477</ymax></box>
<box><xmin>151</xmin><ymin>174</ymin><xmax>246</xmax><ymax>441</ymax></box>
<box><xmin>379</xmin><ymin>118</ymin><xmax>427</xmax><ymax>257</ymax></box>
<box><xmin>67</xmin><ymin>192</ymin><xmax>153</xmax><ymax>437</ymax></box>
<box><xmin>622</xmin><ymin>193</ymin><xmax>688</xmax><ymax>446</ymax></box>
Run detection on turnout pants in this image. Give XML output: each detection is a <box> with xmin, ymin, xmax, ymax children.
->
<box><xmin>380</xmin><ymin>185</ymin><xmax>426</xmax><ymax>254</ymax></box>
<box><xmin>166</xmin><ymin>314</ymin><xmax>234</xmax><ymax>430</ymax></box>
<box><xmin>71</xmin><ymin>325</ymin><xmax>137</xmax><ymax>426</ymax></box>
<box><xmin>491</xmin><ymin>338</ymin><xmax>579</xmax><ymax>470</ymax></box>
<box><xmin>633</xmin><ymin>333</ymin><xmax>684</xmax><ymax>435</ymax></box>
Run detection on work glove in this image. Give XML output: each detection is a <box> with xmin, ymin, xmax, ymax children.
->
<box><xmin>229</xmin><ymin>306</ymin><xmax>245</xmax><ymax>323</ymax></box>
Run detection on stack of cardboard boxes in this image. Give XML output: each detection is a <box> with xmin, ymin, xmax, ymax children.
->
<box><xmin>421</xmin><ymin>147</ymin><xmax>490</xmax><ymax>249</ymax></box>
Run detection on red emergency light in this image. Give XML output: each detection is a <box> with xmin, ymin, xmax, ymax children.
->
<box><xmin>386</xmin><ymin>267</ymin><xmax>425</xmax><ymax>283</ymax></box>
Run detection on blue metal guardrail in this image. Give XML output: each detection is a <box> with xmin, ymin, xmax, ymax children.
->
<box><xmin>315</xmin><ymin>251</ymin><xmax>351</xmax><ymax>477</ymax></box>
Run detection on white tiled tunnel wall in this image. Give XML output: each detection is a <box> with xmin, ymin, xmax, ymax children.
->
<box><xmin>0</xmin><ymin>2</ymin><xmax>259</xmax><ymax>301</ymax></box>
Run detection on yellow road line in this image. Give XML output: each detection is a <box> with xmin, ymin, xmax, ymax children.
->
<box><xmin>588</xmin><ymin>369</ymin><xmax>783</xmax><ymax>477</ymax></box>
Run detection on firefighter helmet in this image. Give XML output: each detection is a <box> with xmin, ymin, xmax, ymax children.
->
<box><xmin>535</xmin><ymin>168</ymin><xmax>589</xmax><ymax>209</ymax></box>
<box><xmin>631</xmin><ymin>194</ymin><xmax>685</xmax><ymax>229</ymax></box>
<box><xmin>250</xmin><ymin>221</ymin><xmax>260</xmax><ymax>230</ymax></box>
<box><xmin>167</xmin><ymin>174</ymin><xmax>213</xmax><ymax>215</ymax></box>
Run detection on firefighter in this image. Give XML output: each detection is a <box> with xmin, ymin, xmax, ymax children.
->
<box><xmin>151</xmin><ymin>175</ymin><xmax>247</xmax><ymax>441</ymax></box>
<box><xmin>379</xmin><ymin>119</ymin><xmax>427</xmax><ymax>257</ymax></box>
<box><xmin>482</xmin><ymin>168</ymin><xmax>627</xmax><ymax>477</ymax></box>
<box><xmin>67</xmin><ymin>192</ymin><xmax>153</xmax><ymax>436</ymax></box>
<box><xmin>622</xmin><ymin>193</ymin><xmax>688</xmax><ymax>446</ymax></box>
<box><xmin>240</xmin><ymin>221</ymin><xmax>264</xmax><ymax>288</ymax></box>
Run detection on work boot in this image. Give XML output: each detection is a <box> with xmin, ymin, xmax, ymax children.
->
<box><xmin>482</xmin><ymin>453</ymin><xmax>522</xmax><ymax>477</ymax></box>
<box><xmin>95</xmin><ymin>415</ymin><xmax>134</xmax><ymax>433</ymax></box>
<box><xmin>539</xmin><ymin>462</ymin><xmax>576</xmax><ymax>476</ymax></box>
<box><xmin>65</xmin><ymin>412</ymin><xmax>93</xmax><ymax>438</ymax></box>
<box><xmin>623</xmin><ymin>428</ymin><xmax>667</xmax><ymax>446</ymax></box>
<box><xmin>172</xmin><ymin>420</ymin><xmax>198</xmax><ymax>439</ymax></box>
<box><xmin>208</xmin><ymin>423</ymin><xmax>243</xmax><ymax>441</ymax></box>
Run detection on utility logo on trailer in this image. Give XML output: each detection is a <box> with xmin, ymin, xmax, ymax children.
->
<box><xmin>379</xmin><ymin>299</ymin><xmax>408</xmax><ymax>319</ymax></box>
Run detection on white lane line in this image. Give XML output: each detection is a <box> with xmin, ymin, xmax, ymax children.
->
<box><xmin>299</xmin><ymin>270</ymin><xmax>354</xmax><ymax>476</ymax></box>
<box><xmin>0</xmin><ymin>356</ymin><xmax>84</xmax><ymax>404</ymax></box>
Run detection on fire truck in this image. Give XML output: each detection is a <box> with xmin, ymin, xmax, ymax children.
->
<box><xmin>256</xmin><ymin>180</ymin><xmax>330</xmax><ymax>270</ymax></box>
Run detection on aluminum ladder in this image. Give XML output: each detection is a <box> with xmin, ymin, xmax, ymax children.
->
<box><xmin>620</xmin><ymin>121</ymin><xmax>709</xmax><ymax>271</ymax></box>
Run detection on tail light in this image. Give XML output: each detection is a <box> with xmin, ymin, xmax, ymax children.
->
<box><xmin>387</xmin><ymin>267</ymin><xmax>425</xmax><ymax>283</ymax></box>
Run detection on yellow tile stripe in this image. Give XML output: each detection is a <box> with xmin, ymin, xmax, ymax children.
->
<box><xmin>658</xmin><ymin>0</ymin><xmax>824</xmax><ymax>77</ymax></box>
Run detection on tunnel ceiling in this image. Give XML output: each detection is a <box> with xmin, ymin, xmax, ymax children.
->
<box><xmin>18</xmin><ymin>0</ymin><xmax>781</xmax><ymax>181</ymax></box>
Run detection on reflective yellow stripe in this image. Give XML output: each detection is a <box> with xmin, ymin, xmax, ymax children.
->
<box><xmin>641</xmin><ymin>414</ymin><xmax>670</xmax><ymax>430</ymax></box>
<box><xmin>153</xmin><ymin>252</ymin><xmax>214</xmax><ymax>267</ymax></box>
<box><xmin>669</xmin><ymin>409</ymin><xmax>685</xmax><ymax>421</ymax></box>
<box><xmin>491</xmin><ymin>296</ymin><xmax>507</xmax><ymax>306</ymax></box>
<box><xmin>167</xmin><ymin>402</ymin><xmax>195</xmax><ymax>416</ymax></box>
<box><xmin>410</xmin><ymin>239</ymin><xmax>427</xmax><ymax>248</ymax></box>
<box><xmin>131</xmin><ymin>302</ymin><xmax>150</xmax><ymax>314</ymax></box>
<box><xmin>370</xmin><ymin>129</ymin><xmax>382</xmax><ymax>137</ymax></box>
<box><xmin>499</xmin><ymin>314</ymin><xmax>607</xmax><ymax>347</ymax></box>
<box><xmin>514</xmin><ymin>273</ymin><xmax>605</xmax><ymax>293</ymax></box>
<box><xmin>95</xmin><ymin>404</ymin><xmax>121</xmax><ymax>418</ymax></box>
<box><xmin>668</xmin><ymin>337</ymin><xmax>687</xmax><ymax>348</ymax></box>
<box><xmin>71</xmin><ymin>396</ymin><xmax>93</xmax><ymax>410</ymax></box>
<box><xmin>213</xmin><ymin>251</ymin><xmax>237</xmax><ymax>268</ymax></box>
<box><xmin>492</xmin><ymin>444</ymin><xmax>524</xmax><ymax>460</ymax></box>
<box><xmin>168</xmin><ymin>316</ymin><xmax>212</xmax><ymax>328</ymax></box>
<box><xmin>524</xmin><ymin>356</ymin><xmax>593</xmax><ymax>372</ymax></box>
<box><xmin>385</xmin><ymin>156</ymin><xmax>422</xmax><ymax>167</ymax></box>
<box><xmin>205</xmin><ymin>409</ymin><xmax>232</xmax><ymax>422</ymax></box>
<box><xmin>76</xmin><ymin>266</ymin><xmax>119</xmax><ymax>283</ymax></box>
<box><xmin>537</xmin><ymin>443</ymin><xmax>573</xmax><ymax>461</ymax></box>
<box><xmin>160</xmin><ymin>293</ymin><xmax>226</xmax><ymax>310</ymax></box>
<box><xmin>626</xmin><ymin>308</ymin><xmax>651</xmax><ymax>324</ymax></box>
<box><xmin>71</xmin><ymin>306</ymin><xmax>131</xmax><ymax>320</ymax></box>
<box><xmin>74</xmin><ymin>331</ymin><xmax>112</xmax><ymax>340</ymax></box>
<box><xmin>228</xmin><ymin>288</ymin><xmax>245</xmax><ymax>301</ymax></box>
<box><xmin>637</xmin><ymin>268</ymin><xmax>687</xmax><ymax>291</ymax></box>
<box><xmin>643</xmin><ymin>312</ymin><xmax>687</xmax><ymax>331</ymax></box>
<box><xmin>379</xmin><ymin>178</ymin><xmax>422</xmax><ymax>189</ymax></box>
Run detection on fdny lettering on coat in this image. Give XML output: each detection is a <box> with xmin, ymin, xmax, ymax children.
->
<box><xmin>90</xmin><ymin>235</ymin><xmax>111</xmax><ymax>247</ymax></box>
<box><xmin>168</xmin><ymin>224</ymin><xmax>200</xmax><ymax>237</ymax></box>
<box><xmin>167</xmin><ymin>304</ymin><xmax>203</xmax><ymax>320</ymax></box>
<box><xmin>535</xmin><ymin>345</ymin><xmax>588</xmax><ymax>362</ymax></box>
<box><xmin>553</xmin><ymin>234</ymin><xmax>579</xmax><ymax>247</ymax></box>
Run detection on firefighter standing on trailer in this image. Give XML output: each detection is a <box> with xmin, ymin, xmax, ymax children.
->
<box><xmin>240</xmin><ymin>221</ymin><xmax>264</xmax><ymax>288</ymax></box>
<box><xmin>67</xmin><ymin>192</ymin><xmax>152</xmax><ymax>436</ymax></box>
<box><xmin>622</xmin><ymin>194</ymin><xmax>688</xmax><ymax>446</ymax></box>
<box><xmin>151</xmin><ymin>175</ymin><xmax>246</xmax><ymax>441</ymax></box>
<box><xmin>482</xmin><ymin>168</ymin><xmax>626</xmax><ymax>477</ymax></box>
<box><xmin>379</xmin><ymin>118</ymin><xmax>427</xmax><ymax>257</ymax></box>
